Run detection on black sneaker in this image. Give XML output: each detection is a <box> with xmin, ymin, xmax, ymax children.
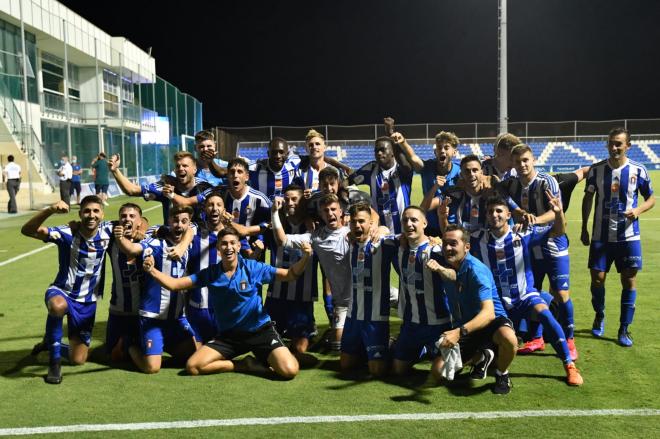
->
<box><xmin>31</xmin><ymin>340</ymin><xmax>47</xmax><ymax>356</ymax></box>
<box><xmin>470</xmin><ymin>348</ymin><xmax>494</xmax><ymax>380</ymax></box>
<box><xmin>492</xmin><ymin>372</ymin><xmax>512</xmax><ymax>395</ymax></box>
<box><xmin>45</xmin><ymin>359</ymin><xmax>62</xmax><ymax>385</ymax></box>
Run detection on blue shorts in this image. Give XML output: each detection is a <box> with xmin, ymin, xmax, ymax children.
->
<box><xmin>95</xmin><ymin>184</ymin><xmax>109</xmax><ymax>194</ymax></box>
<box><xmin>105</xmin><ymin>313</ymin><xmax>140</xmax><ymax>353</ymax></box>
<box><xmin>589</xmin><ymin>240</ymin><xmax>643</xmax><ymax>273</ymax></box>
<box><xmin>532</xmin><ymin>235</ymin><xmax>571</xmax><ymax>292</ymax></box>
<box><xmin>341</xmin><ymin>317</ymin><xmax>389</xmax><ymax>361</ymax></box>
<box><xmin>45</xmin><ymin>287</ymin><xmax>96</xmax><ymax>346</ymax></box>
<box><xmin>186</xmin><ymin>306</ymin><xmax>218</xmax><ymax>343</ymax></box>
<box><xmin>264</xmin><ymin>297</ymin><xmax>316</xmax><ymax>339</ymax></box>
<box><xmin>393</xmin><ymin>321</ymin><xmax>448</xmax><ymax>362</ymax></box>
<box><xmin>506</xmin><ymin>293</ymin><xmax>547</xmax><ymax>331</ymax></box>
<box><xmin>139</xmin><ymin>316</ymin><xmax>196</xmax><ymax>356</ymax></box>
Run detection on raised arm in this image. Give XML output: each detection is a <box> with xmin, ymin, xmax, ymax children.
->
<box><xmin>391</xmin><ymin>131</ymin><xmax>424</xmax><ymax>172</ymax></box>
<box><xmin>21</xmin><ymin>201</ymin><xmax>69</xmax><ymax>240</ymax></box>
<box><xmin>275</xmin><ymin>242</ymin><xmax>312</xmax><ymax>282</ymax></box>
<box><xmin>113</xmin><ymin>224</ymin><xmax>144</xmax><ymax>257</ymax></box>
<box><xmin>547</xmin><ymin>189</ymin><xmax>567</xmax><ymax>237</ymax></box>
<box><xmin>108</xmin><ymin>154</ymin><xmax>142</xmax><ymax>196</ymax></box>
<box><xmin>425</xmin><ymin>259</ymin><xmax>457</xmax><ymax>282</ymax></box>
<box><xmin>143</xmin><ymin>255</ymin><xmax>194</xmax><ymax>290</ymax></box>
<box><xmin>270</xmin><ymin>197</ymin><xmax>288</xmax><ymax>245</ymax></box>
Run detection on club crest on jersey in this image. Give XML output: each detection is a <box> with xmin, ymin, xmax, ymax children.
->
<box><xmin>232</xmin><ymin>208</ymin><xmax>240</xmax><ymax>220</ymax></box>
<box><xmin>408</xmin><ymin>252</ymin><xmax>416</xmax><ymax>265</ymax></box>
<box><xmin>611</xmin><ymin>176</ymin><xmax>620</xmax><ymax>193</ymax></box>
<box><xmin>357</xmin><ymin>250</ymin><xmax>365</xmax><ymax>261</ymax></box>
<box><xmin>245</xmin><ymin>207</ymin><xmax>252</xmax><ymax>216</ymax></box>
<box><xmin>381</xmin><ymin>180</ymin><xmax>390</xmax><ymax>192</ymax></box>
<box><xmin>240</xmin><ymin>280</ymin><xmax>248</xmax><ymax>291</ymax></box>
<box><xmin>496</xmin><ymin>249</ymin><xmax>506</xmax><ymax>260</ymax></box>
<box><xmin>471</xmin><ymin>205</ymin><xmax>479</xmax><ymax>218</ymax></box>
<box><xmin>146</xmin><ymin>339</ymin><xmax>153</xmax><ymax>349</ymax></box>
<box><xmin>630</xmin><ymin>175</ymin><xmax>636</xmax><ymax>186</ymax></box>
<box><xmin>513</xmin><ymin>238</ymin><xmax>522</xmax><ymax>248</ymax></box>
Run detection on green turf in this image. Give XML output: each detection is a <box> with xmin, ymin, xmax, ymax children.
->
<box><xmin>1</xmin><ymin>173</ymin><xmax>659</xmax><ymax>436</ymax></box>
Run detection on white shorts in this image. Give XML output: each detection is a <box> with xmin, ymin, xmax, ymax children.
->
<box><xmin>333</xmin><ymin>306</ymin><xmax>348</xmax><ymax>329</ymax></box>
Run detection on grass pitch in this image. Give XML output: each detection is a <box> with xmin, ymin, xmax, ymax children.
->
<box><xmin>0</xmin><ymin>173</ymin><xmax>659</xmax><ymax>437</ymax></box>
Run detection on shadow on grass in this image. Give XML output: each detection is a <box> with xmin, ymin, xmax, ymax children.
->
<box><xmin>574</xmin><ymin>328</ymin><xmax>618</xmax><ymax>344</ymax></box>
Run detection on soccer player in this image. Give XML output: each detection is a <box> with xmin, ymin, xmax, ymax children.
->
<box><xmin>114</xmin><ymin>206</ymin><xmax>198</xmax><ymax>374</ymax></box>
<box><xmin>340</xmin><ymin>202</ymin><xmax>397</xmax><ymax>377</ymax></box>
<box><xmin>264</xmin><ymin>185</ymin><xmax>319</xmax><ymax>356</ymax></box>
<box><xmin>193</xmin><ymin>129</ymin><xmax>229</xmax><ymax>186</ymax></box>
<box><xmin>344</xmin><ymin>136</ymin><xmax>414</xmax><ymax>234</ymax></box>
<box><xmin>249</xmin><ymin>137</ymin><xmax>301</xmax><ymax>200</ymax></box>
<box><xmin>143</xmin><ymin>227</ymin><xmax>311</xmax><ymax>379</ymax></box>
<box><xmin>502</xmin><ymin>144</ymin><xmax>578</xmax><ymax>359</ymax></box>
<box><xmin>581</xmin><ymin>127</ymin><xmax>655</xmax><ymax>346</ymax></box>
<box><xmin>21</xmin><ymin>196</ymin><xmax>113</xmax><ymax>384</ymax></box>
<box><xmin>482</xmin><ymin>132</ymin><xmax>519</xmax><ymax>179</ymax></box>
<box><xmin>297</xmin><ymin>129</ymin><xmax>349</xmax><ymax>197</ymax></box>
<box><xmin>471</xmin><ymin>195</ymin><xmax>583</xmax><ymax>386</ymax></box>
<box><xmin>431</xmin><ymin>224</ymin><xmax>518</xmax><ymax>394</ymax></box>
<box><xmin>109</xmin><ymin>151</ymin><xmax>211</xmax><ymax>222</ymax></box>
<box><xmin>391</xmin><ymin>206</ymin><xmax>456</xmax><ymax>377</ymax></box>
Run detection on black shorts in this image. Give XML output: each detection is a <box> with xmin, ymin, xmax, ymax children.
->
<box><xmin>206</xmin><ymin>321</ymin><xmax>286</xmax><ymax>364</ymax></box>
<box><xmin>459</xmin><ymin>316</ymin><xmax>514</xmax><ymax>362</ymax></box>
<box><xmin>95</xmin><ymin>184</ymin><xmax>109</xmax><ymax>194</ymax></box>
<box><xmin>70</xmin><ymin>181</ymin><xmax>81</xmax><ymax>195</ymax></box>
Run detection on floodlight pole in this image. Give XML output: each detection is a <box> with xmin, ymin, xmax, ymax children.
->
<box><xmin>498</xmin><ymin>0</ymin><xmax>508</xmax><ymax>134</ymax></box>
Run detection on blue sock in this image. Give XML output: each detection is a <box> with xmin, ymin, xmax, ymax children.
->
<box><xmin>538</xmin><ymin>309</ymin><xmax>571</xmax><ymax>364</ymax></box>
<box><xmin>518</xmin><ymin>318</ymin><xmax>528</xmax><ymax>335</ymax></box>
<box><xmin>526</xmin><ymin>320</ymin><xmax>543</xmax><ymax>339</ymax></box>
<box><xmin>591</xmin><ymin>286</ymin><xmax>605</xmax><ymax>318</ymax></box>
<box><xmin>60</xmin><ymin>343</ymin><xmax>70</xmax><ymax>361</ymax></box>
<box><xmin>558</xmin><ymin>298</ymin><xmax>575</xmax><ymax>339</ymax></box>
<box><xmin>45</xmin><ymin>315</ymin><xmax>63</xmax><ymax>362</ymax></box>
<box><xmin>620</xmin><ymin>289</ymin><xmax>637</xmax><ymax>326</ymax></box>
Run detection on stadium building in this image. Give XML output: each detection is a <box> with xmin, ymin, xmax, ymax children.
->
<box><xmin>0</xmin><ymin>0</ymin><xmax>202</xmax><ymax>210</ymax></box>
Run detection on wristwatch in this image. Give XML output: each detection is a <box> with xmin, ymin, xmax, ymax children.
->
<box><xmin>459</xmin><ymin>325</ymin><xmax>468</xmax><ymax>339</ymax></box>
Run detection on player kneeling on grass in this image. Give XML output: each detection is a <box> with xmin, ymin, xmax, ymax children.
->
<box><xmin>431</xmin><ymin>224</ymin><xmax>518</xmax><ymax>394</ymax></box>
<box><xmin>114</xmin><ymin>206</ymin><xmax>198</xmax><ymax>374</ymax></box>
<box><xmin>143</xmin><ymin>227</ymin><xmax>310</xmax><ymax>379</ymax></box>
<box><xmin>21</xmin><ymin>196</ymin><xmax>113</xmax><ymax>384</ymax></box>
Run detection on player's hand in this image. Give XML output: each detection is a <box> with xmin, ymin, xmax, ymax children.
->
<box><xmin>143</xmin><ymin>255</ymin><xmax>155</xmax><ymax>273</ymax></box>
<box><xmin>426</xmin><ymin>259</ymin><xmax>443</xmax><ymax>273</ymax></box>
<box><xmin>440</xmin><ymin>328</ymin><xmax>460</xmax><ymax>348</ymax></box>
<box><xmin>251</xmin><ymin>239</ymin><xmax>265</xmax><ymax>254</ymax></box>
<box><xmin>303</xmin><ymin>189</ymin><xmax>313</xmax><ymax>199</ymax></box>
<box><xmin>200</xmin><ymin>149</ymin><xmax>216</xmax><ymax>162</ymax></box>
<box><xmin>545</xmin><ymin>189</ymin><xmax>563</xmax><ymax>213</ymax></box>
<box><xmin>167</xmin><ymin>244</ymin><xmax>185</xmax><ymax>261</ymax></box>
<box><xmin>108</xmin><ymin>154</ymin><xmax>120</xmax><ymax>171</ymax></box>
<box><xmin>300</xmin><ymin>241</ymin><xmax>313</xmax><ymax>257</ymax></box>
<box><xmin>391</xmin><ymin>131</ymin><xmax>405</xmax><ymax>144</ymax></box>
<box><xmin>162</xmin><ymin>184</ymin><xmax>175</xmax><ymax>200</ymax></box>
<box><xmin>113</xmin><ymin>224</ymin><xmax>124</xmax><ymax>240</ymax></box>
<box><xmin>435</xmin><ymin>175</ymin><xmax>447</xmax><ymax>188</ymax></box>
<box><xmin>480</xmin><ymin>174</ymin><xmax>494</xmax><ymax>190</ymax></box>
<box><xmin>272</xmin><ymin>196</ymin><xmax>284</xmax><ymax>212</ymax></box>
<box><xmin>623</xmin><ymin>207</ymin><xmax>640</xmax><ymax>220</ymax></box>
<box><xmin>220</xmin><ymin>211</ymin><xmax>234</xmax><ymax>225</ymax></box>
<box><xmin>522</xmin><ymin>213</ymin><xmax>537</xmax><ymax>229</ymax></box>
<box><xmin>437</xmin><ymin>196</ymin><xmax>450</xmax><ymax>219</ymax></box>
<box><xmin>50</xmin><ymin>200</ymin><xmax>69</xmax><ymax>214</ymax></box>
<box><xmin>428</xmin><ymin>236</ymin><xmax>442</xmax><ymax>247</ymax></box>
<box><xmin>512</xmin><ymin>222</ymin><xmax>523</xmax><ymax>233</ymax></box>
<box><xmin>580</xmin><ymin>228</ymin><xmax>590</xmax><ymax>246</ymax></box>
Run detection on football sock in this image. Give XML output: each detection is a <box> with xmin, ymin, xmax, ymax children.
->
<box><xmin>591</xmin><ymin>286</ymin><xmax>605</xmax><ymax>318</ymax></box>
<box><xmin>538</xmin><ymin>309</ymin><xmax>571</xmax><ymax>364</ymax></box>
<box><xmin>620</xmin><ymin>289</ymin><xmax>637</xmax><ymax>326</ymax></box>
<box><xmin>558</xmin><ymin>298</ymin><xmax>575</xmax><ymax>339</ymax></box>
<box><xmin>60</xmin><ymin>343</ymin><xmax>70</xmax><ymax>361</ymax></box>
<box><xmin>45</xmin><ymin>315</ymin><xmax>63</xmax><ymax>362</ymax></box>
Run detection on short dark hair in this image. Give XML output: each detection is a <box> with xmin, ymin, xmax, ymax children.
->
<box><xmin>204</xmin><ymin>190</ymin><xmax>225</xmax><ymax>204</ymax></box>
<box><xmin>218</xmin><ymin>226</ymin><xmax>241</xmax><ymax>240</ymax></box>
<box><xmin>319</xmin><ymin>193</ymin><xmax>340</xmax><ymax>208</ymax></box>
<box><xmin>319</xmin><ymin>166</ymin><xmax>340</xmax><ymax>183</ymax></box>
<box><xmin>119</xmin><ymin>202</ymin><xmax>142</xmax><ymax>216</ymax></box>
<box><xmin>227</xmin><ymin>157</ymin><xmax>249</xmax><ymax>171</ymax></box>
<box><xmin>169</xmin><ymin>205</ymin><xmax>194</xmax><ymax>218</ymax></box>
<box><xmin>195</xmin><ymin>129</ymin><xmax>215</xmax><ymax>143</ymax></box>
<box><xmin>485</xmin><ymin>196</ymin><xmax>509</xmax><ymax>210</ymax></box>
<box><xmin>348</xmin><ymin>201</ymin><xmax>371</xmax><ymax>218</ymax></box>
<box><xmin>98</xmin><ymin>152</ymin><xmax>106</xmax><ymax>158</ymax></box>
<box><xmin>460</xmin><ymin>154</ymin><xmax>481</xmax><ymax>169</ymax></box>
<box><xmin>444</xmin><ymin>224</ymin><xmax>469</xmax><ymax>244</ymax></box>
<box><xmin>80</xmin><ymin>195</ymin><xmax>104</xmax><ymax>210</ymax></box>
<box><xmin>375</xmin><ymin>136</ymin><xmax>395</xmax><ymax>148</ymax></box>
<box><xmin>284</xmin><ymin>183</ymin><xmax>304</xmax><ymax>195</ymax></box>
<box><xmin>510</xmin><ymin>143</ymin><xmax>533</xmax><ymax>158</ymax></box>
<box><xmin>269</xmin><ymin>137</ymin><xmax>288</xmax><ymax>149</ymax></box>
<box><xmin>7</xmin><ymin>155</ymin><xmax>14</xmax><ymax>162</ymax></box>
<box><xmin>608</xmin><ymin>127</ymin><xmax>630</xmax><ymax>144</ymax></box>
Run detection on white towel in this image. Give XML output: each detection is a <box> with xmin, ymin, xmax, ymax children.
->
<box><xmin>435</xmin><ymin>336</ymin><xmax>463</xmax><ymax>381</ymax></box>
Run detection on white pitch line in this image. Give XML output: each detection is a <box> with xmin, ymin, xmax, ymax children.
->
<box><xmin>0</xmin><ymin>204</ymin><xmax>161</xmax><ymax>268</ymax></box>
<box><xmin>0</xmin><ymin>409</ymin><xmax>657</xmax><ymax>436</ymax></box>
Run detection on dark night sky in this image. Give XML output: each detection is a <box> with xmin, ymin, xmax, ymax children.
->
<box><xmin>60</xmin><ymin>0</ymin><xmax>660</xmax><ymax>128</ymax></box>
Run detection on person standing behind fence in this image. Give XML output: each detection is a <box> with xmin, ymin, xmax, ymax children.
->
<box><xmin>70</xmin><ymin>155</ymin><xmax>82</xmax><ymax>205</ymax></box>
<box><xmin>57</xmin><ymin>155</ymin><xmax>73</xmax><ymax>206</ymax></box>
<box><xmin>91</xmin><ymin>153</ymin><xmax>110</xmax><ymax>206</ymax></box>
<box><xmin>4</xmin><ymin>155</ymin><xmax>21</xmax><ymax>214</ymax></box>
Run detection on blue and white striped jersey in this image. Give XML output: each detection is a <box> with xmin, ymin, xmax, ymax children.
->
<box><xmin>141</xmin><ymin>177</ymin><xmax>212</xmax><ymax>222</ymax></box>
<box><xmin>348</xmin><ymin>162</ymin><xmax>413</xmax><ymax>234</ymax></box>
<box><xmin>295</xmin><ymin>160</ymin><xmax>342</xmax><ymax>192</ymax></box>
<box><xmin>249</xmin><ymin>159</ymin><xmax>301</xmax><ymax>200</ymax></box>
<box><xmin>108</xmin><ymin>225</ymin><xmax>158</xmax><ymax>315</ymax></box>
<box><xmin>501</xmin><ymin>171</ymin><xmax>560</xmax><ymax>219</ymax></box>
<box><xmin>482</xmin><ymin>158</ymin><xmax>517</xmax><ymax>180</ymax></box>
<box><xmin>265</xmin><ymin>220</ymin><xmax>318</xmax><ymax>302</ymax></box>
<box><xmin>224</xmin><ymin>187</ymin><xmax>272</xmax><ymax>227</ymax></box>
<box><xmin>186</xmin><ymin>226</ymin><xmax>222</xmax><ymax>310</ymax></box>
<box><xmin>585</xmin><ymin>159</ymin><xmax>654</xmax><ymax>243</ymax></box>
<box><xmin>443</xmin><ymin>187</ymin><xmax>491</xmax><ymax>233</ymax></box>
<box><xmin>470</xmin><ymin>227</ymin><xmax>549</xmax><ymax>310</ymax></box>
<box><xmin>45</xmin><ymin>221</ymin><xmax>114</xmax><ymax>303</ymax></box>
<box><xmin>395</xmin><ymin>240</ymin><xmax>452</xmax><ymax>326</ymax></box>
<box><xmin>349</xmin><ymin>238</ymin><xmax>397</xmax><ymax>322</ymax></box>
<box><xmin>139</xmin><ymin>237</ymin><xmax>190</xmax><ymax>320</ymax></box>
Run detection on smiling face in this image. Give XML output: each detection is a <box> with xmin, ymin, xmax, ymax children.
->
<box><xmin>607</xmin><ymin>133</ymin><xmax>630</xmax><ymax>161</ymax></box>
<box><xmin>349</xmin><ymin>209</ymin><xmax>372</xmax><ymax>243</ymax></box>
<box><xmin>401</xmin><ymin>207</ymin><xmax>427</xmax><ymax>244</ymax></box>
<box><xmin>513</xmin><ymin>151</ymin><xmax>535</xmax><ymax>179</ymax></box>
<box><xmin>268</xmin><ymin>140</ymin><xmax>288</xmax><ymax>170</ymax></box>
<box><xmin>461</xmin><ymin>159</ymin><xmax>483</xmax><ymax>191</ymax></box>
<box><xmin>486</xmin><ymin>201</ymin><xmax>511</xmax><ymax>232</ymax></box>
<box><xmin>118</xmin><ymin>207</ymin><xmax>142</xmax><ymax>237</ymax></box>
<box><xmin>442</xmin><ymin>229</ymin><xmax>469</xmax><ymax>268</ymax></box>
<box><xmin>320</xmin><ymin>201</ymin><xmax>342</xmax><ymax>229</ymax></box>
<box><xmin>175</xmin><ymin>157</ymin><xmax>197</xmax><ymax>186</ymax></box>
<box><xmin>228</xmin><ymin>163</ymin><xmax>249</xmax><ymax>195</ymax></box>
<box><xmin>320</xmin><ymin>176</ymin><xmax>340</xmax><ymax>194</ymax></box>
<box><xmin>204</xmin><ymin>195</ymin><xmax>226</xmax><ymax>228</ymax></box>
<box><xmin>79</xmin><ymin>202</ymin><xmax>104</xmax><ymax>234</ymax></box>
<box><xmin>284</xmin><ymin>189</ymin><xmax>303</xmax><ymax>217</ymax></box>
<box><xmin>218</xmin><ymin>233</ymin><xmax>242</xmax><ymax>264</ymax></box>
<box><xmin>374</xmin><ymin>139</ymin><xmax>395</xmax><ymax>168</ymax></box>
<box><xmin>306</xmin><ymin>136</ymin><xmax>326</xmax><ymax>160</ymax></box>
<box><xmin>168</xmin><ymin>212</ymin><xmax>191</xmax><ymax>243</ymax></box>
